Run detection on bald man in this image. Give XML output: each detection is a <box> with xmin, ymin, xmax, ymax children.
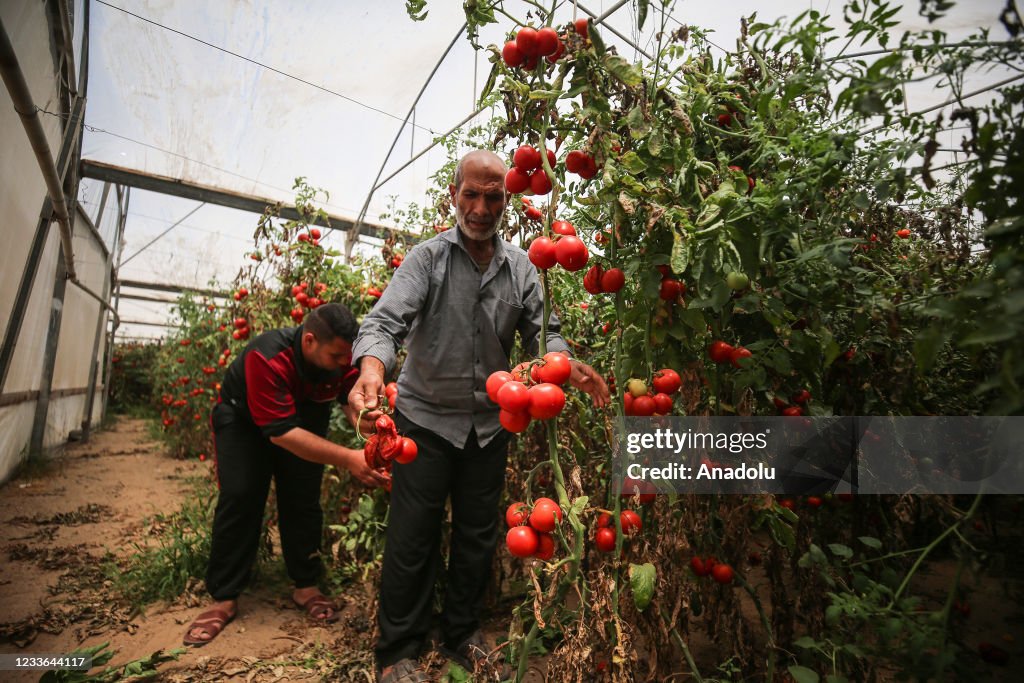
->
<box><xmin>349</xmin><ymin>150</ymin><xmax>608</xmax><ymax>682</ymax></box>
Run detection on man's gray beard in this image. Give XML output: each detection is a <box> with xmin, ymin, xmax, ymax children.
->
<box><xmin>455</xmin><ymin>207</ymin><xmax>499</xmax><ymax>241</ymax></box>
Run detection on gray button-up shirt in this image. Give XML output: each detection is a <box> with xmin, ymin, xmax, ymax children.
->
<box><xmin>351</xmin><ymin>226</ymin><xmax>569</xmax><ymax>448</ymax></box>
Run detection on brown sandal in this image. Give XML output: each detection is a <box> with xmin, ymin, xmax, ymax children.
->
<box><xmin>294</xmin><ymin>593</ymin><xmax>340</xmax><ymax>623</ymax></box>
<box><xmin>182</xmin><ymin>608</ymin><xmax>235</xmax><ymax>647</ymax></box>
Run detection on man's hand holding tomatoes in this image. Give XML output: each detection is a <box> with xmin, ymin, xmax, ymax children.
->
<box><xmin>349</xmin><ymin>356</ymin><xmax>387</xmax><ymax>437</ymax></box>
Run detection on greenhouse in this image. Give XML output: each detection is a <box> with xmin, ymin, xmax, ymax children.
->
<box><xmin>1</xmin><ymin>0</ymin><xmax>1022</xmax><ymax>680</ymax></box>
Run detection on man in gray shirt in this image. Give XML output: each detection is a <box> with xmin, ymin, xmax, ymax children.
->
<box><xmin>349</xmin><ymin>149</ymin><xmax>609</xmax><ymax>682</ymax></box>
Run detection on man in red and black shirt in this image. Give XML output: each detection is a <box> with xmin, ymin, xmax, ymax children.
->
<box><xmin>183</xmin><ymin>303</ymin><xmax>390</xmax><ymax>647</ymax></box>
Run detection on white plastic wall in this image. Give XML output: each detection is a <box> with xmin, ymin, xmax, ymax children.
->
<box><xmin>0</xmin><ymin>0</ymin><xmax>117</xmax><ymax>482</ymax></box>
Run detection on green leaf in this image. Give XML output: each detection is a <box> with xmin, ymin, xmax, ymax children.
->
<box><xmin>589</xmin><ymin>23</ymin><xmax>607</xmax><ymax>55</ymax></box>
<box><xmin>828</xmin><ymin>543</ymin><xmax>853</xmax><ymax>559</ymax></box>
<box><xmin>629</xmin><ymin>562</ymin><xmax>657</xmax><ymax>611</ymax></box>
<box><xmin>620</xmin><ymin>151</ymin><xmax>648</xmax><ymax>174</ymax></box>
<box><xmin>647</xmin><ymin>129</ymin><xmax>664</xmax><ymax>157</ymax></box>
<box><xmin>637</xmin><ymin>0</ymin><xmax>650</xmax><ymax>29</ymax></box>
<box><xmin>607</xmin><ymin>55</ymin><xmax>643</xmax><ymax>87</ymax></box>
<box><xmin>479</xmin><ymin>60</ymin><xmax>499</xmax><ymax>103</ymax></box>
<box><xmin>858</xmin><ymin>536</ymin><xmax>882</xmax><ymax>549</ymax></box>
<box><xmin>788</xmin><ymin>665</ymin><xmax>820</xmax><ymax>683</ymax></box>
<box><xmin>794</xmin><ymin>635</ymin><xmax>819</xmax><ymax>649</ymax></box>
<box><xmin>405</xmin><ymin>0</ymin><xmax>428</xmax><ymax>21</ymax></box>
<box><xmin>626</xmin><ymin>105</ymin><xmax>651</xmax><ymax>139</ymax></box>
<box><xmin>985</xmin><ymin>215</ymin><xmax>1024</xmax><ymax>237</ymax></box>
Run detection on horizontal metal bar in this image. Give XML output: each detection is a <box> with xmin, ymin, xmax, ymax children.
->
<box><xmin>0</xmin><ymin>385</ymin><xmax>98</xmax><ymax>408</ymax></box>
<box><xmin>117</xmin><ymin>278</ymin><xmax>226</xmax><ymax>298</ymax></box>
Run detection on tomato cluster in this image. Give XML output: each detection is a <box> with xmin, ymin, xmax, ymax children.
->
<box><xmin>622</xmin><ymin>368</ymin><xmax>682</xmax><ymax>416</ymax></box>
<box><xmin>363</xmin><ymin>413</ymin><xmax>418</xmax><ymax>492</ymax></box>
<box><xmin>593</xmin><ymin>508</ymin><xmax>643</xmax><ymax>552</ymax></box>
<box><xmin>583</xmin><ymin>263</ymin><xmax>625</xmax><ymax>295</ymax></box>
<box><xmin>505</xmin><ymin>497</ymin><xmax>563</xmax><ymax>559</ymax></box>
<box><xmin>487</xmin><ymin>352</ymin><xmax>573</xmax><ymax>433</ymax></box>
<box><xmin>502</xmin><ymin>25</ymin><xmax>566</xmax><ymax>71</ymax></box>
<box><xmin>505</xmin><ymin>144</ymin><xmax>558</xmax><ymax>195</ymax></box>
<box><xmin>527</xmin><ymin>230</ymin><xmax>590</xmax><ymax>272</ymax></box>
<box><xmin>690</xmin><ymin>555</ymin><xmax>735</xmax><ymax>584</ymax></box>
<box><xmin>707</xmin><ymin>340</ymin><xmax>752</xmax><ymax>369</ymax></box>
<box><xmin>289</xmin><ymin>281</ymin><xmax>329</xmax><ymax>323</ymax></box>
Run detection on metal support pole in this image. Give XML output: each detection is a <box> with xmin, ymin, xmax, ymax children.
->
<box><xmin>100</xmin><ymin>186</ymin><xmax>129</xmax><ymax>423</ymax></box>
<box><xmin>344</xmin><ymin>23</ymin><xmax>467</xmax><ymax>258</ymax></box>
<box><xmin>29</xmin><ymin>247</ymin><xmax>69</xmax><ymax>459</ymax></box>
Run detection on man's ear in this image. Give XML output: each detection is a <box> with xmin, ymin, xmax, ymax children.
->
<box><xmin>449</xmin><ymin>183</ymin><xmax>456</xmax><ymax>201</ymax></box>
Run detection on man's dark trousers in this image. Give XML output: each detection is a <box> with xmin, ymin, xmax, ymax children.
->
<box><xmin>206</xmin><ymin>402</ymin><xmax>325</xmax><ymax>600</ymax></box>
<box><xmin>375</xmin><ymin>409</ymin><xmax>509</xmax><ymax>668</ymax></box>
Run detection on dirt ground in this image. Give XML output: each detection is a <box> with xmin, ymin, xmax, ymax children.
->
<box><xmin>1</xmin><ymin>417</ymin><xmax>1021</xmax><ymax>682</ymax></box>
<box><xmin>0</xmin><ymin>418</ymin><xmax>385</xmax><ymax>682</ymax></box>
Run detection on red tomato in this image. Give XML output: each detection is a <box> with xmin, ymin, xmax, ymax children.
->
<box><xmin>529</xmin><ymin>497</ymin><xmax>563</xmax><ymax>532</ymax></box>
<box><xmin>805</xmin><ymin>496</ymin><xmax>823</xmax><ymax>509</ymax></box>
<box><xmin>565</xmin><ymin>150</ymin><xmax>588</xmax><ymax>174</ymax></box>
<box><xmin>534</xmin><ymin>532</ymin><xmax>555</xmax><ymax>560</ymax></box>
<box><xmin>497</xmin><ymin>380</ymin><xmax>531</xmax><ymax>413</ymax></box>
<box><xmin>690</xmin><ymin>556</ymin><xmax>710</xmax><ymax>576</ymax></box>
<box><xmin>506</xmin><ymin>526</ymin><xmax>539</xmax><ymax>557</ymax></box>
<box><xmin>583</xmin><ymin>264</ymin><xmax>604</xmax><ymax>294</ymax></box>
<box><xmin>290</xmin><ymin>308</ymin><xmax>304</xmax><ymax>323</ymax></box>
<box><xmin>535</xmin><ymin>352</ymin><xmax>572</xmax><ymax>385</ymax></box>
<box><xmin>595</xmin><ymin>526</ymin><xmax>616</xmax><ymax>552</ymax></box>
<box><xmin>513</xmin><ymin>145</ymin><xmax>541</xmax><ymax>171</ymax></box>
<box><xmin>396</xmin><ymin>437</ymin><xmax>418</xmax><ymax>464</ymax></box>
<box><xmin>528</xmin><ymin>383</ymin><xmax>565</xmax><ymax>420</ymax></box>
<box><xmin>529</xmin><ymin>169</ymin><xmax>553</xmax><ymax>195</ymax></box>
<box><xmin>652</xmin><ymin>392</ymin><xmax>673</xmax><ymax>415</ymax></box>
<box><xmin>234</xmin><ymin>318</ymin><xmax>248</xmax><ymax>329</ymax></box>
<box><xmin>596</xmin><ymin>512</ymin><xmax>613</xmax><ymax>528</ymax></box>
<box><xmin>554</xmin><ymin>236</ymin><xmax>589</xmax><ymax>271</ymax></box>
<box><xmin>652</xmin><ymin>368</ymin><xmax>682</xmax><ymax>394</ymax></box>
<box><xmin>717</xmin><ymin>112</ymin><xmax>732</xmax><ymax>127</ymax></box>
<box><xmin>619</xmin><ymin>509</ymin><xmax>642</xmax><ymax>535</ymax></box>
<box><xmin>708</xmin><ymin>340</ymin><xmax>734</xmax><ymax>364</ymax></box>
<box><xmin>574</xmin><ymin>17</ymin><xmax>589</xmax><ymax>39</ymax></box>
<box><xmin>516</xmin><ymin>26</ymin><xmax>540</xmax><ymax>57</ymax></box>
<box><xmin>896</xmin><ymin>228</ymin><xmax>911</xmax><ymax>239</ymax></box>
<box><xmin>535</xmin><ymin>26</ymin><xmax>560</xmax><ymax>56</ymax></box>
<box><xmin>486</xmin><ymin>371</ymin><xmax>514</xmax><ymax>403</ymax></box>
<box><xmin>781</xmin><ymin>406</ymin><xmax>804</xmax><ymax>417</ymax></box>
<box><xmin>631</xmin><ymin>395</ymin><xmax>656</xmax><ymax>416</ymax></box>
<box><xmin>525</xmin><ymin>206</ymin><xmax>543</xmax><ymax>221</ymax></box>
<box><xmin>551</xmin><ymin>220</ymin><xmax>576</xmax><ymax>236</ymax></box>
<box><xmin>730</xmin><ymin>346</ymin><xmax>753</xmax><ymax>368</ymax></box>
<box><xmin>528</xmin><ymin>236</ymin><xmax>558</xmax><ymax>269</ymax></box>
<box><xmin>499</xmin><ymin>409</ymin><xmax>531</xmax><ymax>433</ymax></box>
<box><xmin>711</xmin><ymin>563</ymin><xmax>735</xmax><ymax>584</ymax></box>
<box><xmin>296</xmin><ymin>291</ymin><xmax>309</xmax><ymax>306</ymax></box>
<box><xmin>502</xmin><ymin>41</ymin><xmax>524</xmax><ymax>67</ymax></box>
<box><xmin>600</xmin><ymin>268</ymin><xmax>625</xmax><ymax>293</ymax></box>
<box><xmin>659</xmin><ymin>278</ymin><xmax>683</xmax><ymax>301</ymax></box>
<box><xmin>506</xmin><ymin>502</ymin><xmax>529</xmax><ymax>527</ymax></box>
<box><xmin>546</xmin><ymin>39</ymin><xmax>565</xmax><ymax>62</ymax></box>
<box><xmin>578</xmin><ymin>154</ymin><xmax>599</xmax><ymax>179</ymax></box>
<box><xmin>505</xmin><ymin>167</ymin><xmax>530</xmax><ymax>194</ymax></box>
<box><xmin>309</xmin><ymin>228</ymin><xmax>321</xmax><ymax>239</ymax></box>
<box><xmin>792</xmin><ymin>389</ymin><xmax>811</xmax><ymax>405</ymax></box>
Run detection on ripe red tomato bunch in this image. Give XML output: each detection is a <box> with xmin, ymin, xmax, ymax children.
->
<box><xmin>707</xmin><ymin>340</ymin><xmax>752</xmax><ymax>369</ymax></box>
<box><xmin>583</xmin><ymin>263</ymin><xmax>625</xmax><ymax>295</ymax></box>
<box><xmin>502</xmin><ymin>25</ymin><xmax>566</xmax><ymax>71</ymax></box>
<box><xmin>232</xmin><ymin>317</ymin><xmax>250</xmax><ymax>341</ymax></box>
<box><xmin>527</xmin><ymin>227</ymin><xmax>590</xmax><ymax>273</ymax></box>
<box><xmin>505</xmin><ymin>497</ymin><xmax>563</xmax><ymax>559</ymax></box>
<box><xmin>487</xmin><ymin>352</ymin><xmax>573</xmax><ymax>433</ymax></box>
<box><xmin>622</xmin><ymin>369</ymin><xmax>681</xmax><ymax>416</ymax></box>
<box><xmin>363</xmin><ymin>413</ymin><xmax>418</xmax><ymax>491</ymax></box>
<box><xmin>771</xmin><ymin>388</ymin><xmax>811</xmax><ymax>415</ymax></box>
<box><xmin>593</xmin><ymin>508</ymin><xmax>643</xmax><ymax>552</ymax></box>
<box><xmin>690</xmin><ymin>555</ymin><xmax>735</xmax><ymax>584</ymax></box>
<box><xmin>505</xmin><ymin>144</ymin><xmax>558</xmax><ymax>195</ymax></box>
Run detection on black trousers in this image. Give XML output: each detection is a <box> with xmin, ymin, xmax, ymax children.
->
<box><xmin>205</xmin><ymin>402</ymin><xmax>325</xmax><ymax>601</ymax></box>
<box><xmin>375</xmin><ymin>410</ymin><xmax>509</xmax><ymax>668</ymax></box>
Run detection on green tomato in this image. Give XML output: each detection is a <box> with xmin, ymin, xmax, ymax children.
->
<box><xmin>726</xmin><ymin>271</ymin><xmax>750</xmax><ymax>290</ymax></box>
